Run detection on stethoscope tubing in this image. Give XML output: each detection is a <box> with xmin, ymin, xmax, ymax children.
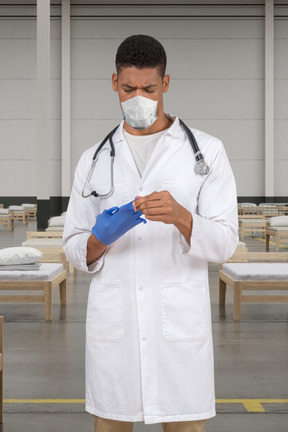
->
<box><xmin>83</xmin><ymin>119</ymin><xmax>209</xmax><ymax>199</ymax></box>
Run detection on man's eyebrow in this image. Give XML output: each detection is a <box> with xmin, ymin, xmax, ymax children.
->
<box><xmin>121</xmin><ymin>84</ymin><xmax>157</xmax><ymax>89</ymax></box>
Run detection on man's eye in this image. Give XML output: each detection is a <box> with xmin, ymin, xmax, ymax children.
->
<box><xmin>124</xmin><ymin>89</ymin><xmax>134</xmax><ymax>93</ymax></box>
<box><xmin>145</xmin><ymin>89</ymin><xmax>155</xmax><ymax>93</ymax></box>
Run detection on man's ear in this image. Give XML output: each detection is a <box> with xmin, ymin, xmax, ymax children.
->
<box><xmin>162</xmin><ymin>74</ymin><xmax>170</xmax><ymax>93</ymax></box>
<box><xmin>112</xmin><ymin>73</ymin><xmax>118</xmax><ymax>92</ymax></box>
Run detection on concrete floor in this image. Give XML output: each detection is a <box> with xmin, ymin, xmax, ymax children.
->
<box><xmin>0</xmin><ymin>221</ymin><xmax>288</xmax><ymax>432</ymax></box>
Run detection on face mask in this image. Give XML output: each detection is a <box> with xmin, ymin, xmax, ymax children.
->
<box><xmin>121</xmin><ymin>95</ymin><xmax>158</xmax><ymax>130</ymax></box>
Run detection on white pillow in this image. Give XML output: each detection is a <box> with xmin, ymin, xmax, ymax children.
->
<box><xmin>269</xmin><ymin>216</ymin><xmax>288</xmax><ymax>227</ymax></box>
<box><xmin>22</xmin><ymin>203</ymin><xmax>35</xmax><ymax>208</ymax></box>
<box><xmin>0</xmin><ymin>247</ymin><xmax>43</xmax><ymax>265</ymax></box>
<box><xmin>0</xmin><ymin>209</ymin><xmax>9</xmax><ymax>215</ymax></box>
<box><xmin>49</xmin><ymin>215</ymin><xmax>65</xmax><ymax>227</ymax></box>
<box><xmin>9</xmin><ymin>205</ymin><xmax>23</xmax><ymax>211</ymax></box>
<box><xmin>239</xmin><ymin>202</ymin><xmax>257</xmax><ymax>207</ymax></box>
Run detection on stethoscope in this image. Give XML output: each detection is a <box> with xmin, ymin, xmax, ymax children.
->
<box><xmin>82</xmin><ymin>119</ymin><xmax>210</xmax><ymax>199</ymax></box>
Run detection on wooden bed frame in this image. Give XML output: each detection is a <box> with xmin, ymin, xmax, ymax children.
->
<box><xmin>0</xmin><ymin>253</ymin><xmax>67</xmax><ymax>321</ymax></box>
<box><xmin>219</xmin><ymin>252</ymin><xmax>288</xmax><ymax>320</ymax></box>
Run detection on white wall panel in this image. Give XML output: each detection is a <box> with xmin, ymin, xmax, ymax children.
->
<box><xmin>275</xmin><ymin>39</ymin><xmax>288</xmax><ymax>79</ymax></box>
<box><xmin>0</xmin><ymin>19</ymin><xmax>60</xmax><ymax>39</ymax></box>
<box><xmin>275</xmin><ymin>161</ymin><xmax>288</xmax><ymax>196</ymax></box>
<box><xmin>49</xmin><ymin>160</ymin><xmax>61</xmax><ymax>196</ymax></box>
<box><xmin>50</xmin><ymin>79</ymin><xmax>61</xmax><ymax>120</ymax></box>
<box><xmin>0</xmin><ymin>161</ymin><xmax>36</xmax><ymax>196</ymax></box>
<box><xmin>191</xmin><ymin>120</ymin><xmax>264</xmax><ymax>160</ymax></box>
<box><xmin>0</xmin><ymin>80</ymin><xmax>35</xmax><ymax>119</ymax></box>
<box><xmin>230</xmin><ymin>160</ymin><xmax>265</xmax><ymax>196</ymax></box>
<box><xmin>70</xmin><ymin>38</ymin><xmax>263</xmax><ymax>80</ymax></box>
<box><xmin>71</xmin><ymin>119</ymin><xmax>121</xmax><ymax>160</ymax></box>
<box><xmin>275</xmin><ymin>19</ymin><xmax>288</xmax><ymax>38</ymax></box>
<box><xmin>70</xmin><ymin>19</ymin><xmax>264</xmax><ymax>40</ymax></box>
<box><xmin>51</xmin><ymin>38</ymin><xmax>61</xmax><ymax>79</ymax></box>
<box><xmin>71</xmin><ymin>79</ymin><xmax>120</xmax><ymax>120</ymax></box>
<box><xmin>275</xmin><ymin>121</ymin><xmax>288</xmax><ymax>159</ymax></box>
<box><xmin>166</xmin><ymin>80</ymin><xmax>264</xmax><ymax>120</ymax></box>
<box><xmin>0</xmin><ymin>120</ymin><xmax>36</xmax><ymax>159</ymax></box>
<box><xmin>50</xmin><ymin>119</ymin><xmax>61</xmax><ymax>160</ymax></box>
<box><xmin>0</xmin><ymin>39</ymin><xmax>36</xmax><ymax>79</ymax></box>
<box><xmin>275</xmin><ymin>81</ymin><xmax>288</xmax><ymax>120</ymax></box>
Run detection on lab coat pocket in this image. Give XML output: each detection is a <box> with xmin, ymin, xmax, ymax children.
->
<box><xmin>160</xmin><ymin>281</ymin><xmax>209</xmax><ymax>341</ymax></box>
<box><xmin>161</xmin><ymin>179</ymin><xmax>200</xmax><ymax>213</ymax></box>
<box><xmin>87</xmin><ymin>282</ymin><xmax>124</xmax><ymax>342</ymax></box>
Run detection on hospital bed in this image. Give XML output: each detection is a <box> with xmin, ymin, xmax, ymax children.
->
<box><xmin>0</xmin><ymin>210</ymin><xmax>14</xmax><ymax>231</ymax></box>
<box><xmin>238</xmin><ymin>217</ymin><xmax>268</xmax><ymax>241</ymax></box>
<box><xmin>22</xmin><ymin>232</ymin><xmax>74</xmax><ymax>273</ymax></box>
<box><xmin>265</xmin><ymin>216</ymin><xmax>288</xmax><ymax>251</ymax></box>
<box><xmin>0</xmin><ymin>252</ymin><xmax>66</xmax><ymax>321</ymax></box>
<box><xmin>219</xmin><ymin>252</ymin><xmax>288</xmax><ymax>320</ymax></box>
<box><xmin>8</xmin><ymin>206</ymin><xmax>28</xmax><ymax>224</ymax></box>
<box><xmin>237</xmin><ymin>202</ymin><xmax>257</xmax><ymax>215</ymax></box>
<box><xmin>21</xmin><ymin>203</ymin><xmax>37</xmax><ymax>220</ymax></box>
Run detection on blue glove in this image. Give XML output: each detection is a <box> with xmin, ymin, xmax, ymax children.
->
<box><xmin>92</xmin><ymin>200</ymin><xmax>147</xmax><ymax>245</ymax></box>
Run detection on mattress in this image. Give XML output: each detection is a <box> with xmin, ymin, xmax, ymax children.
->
<box><xmin>0</xmin><ymin>263</ymin><xmax>64</xmax><ymax>281</ymax></box>
<box><xmin>222</xmin><ymin>263</ymin><xmax>288</xmax><ymax>281</ymax></box>
<box><xmin>22</xmin><ymin>238</ymin><xmax>63</xmax><ymax>249</ymax></box>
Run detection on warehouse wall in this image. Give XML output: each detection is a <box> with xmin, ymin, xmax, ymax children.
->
<box><xmin>0</xmin><ymin>1</ymin><xmax>287</xmax><ymax>208</ymax></box>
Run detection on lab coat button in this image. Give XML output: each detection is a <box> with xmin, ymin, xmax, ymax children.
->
<box><xmin>138</xmin><ymin>237</ymin><xmax>142</xmax><ymax>241</ymax></box>
<box><xmin>142</xmin><ymin>336</ymin><xmax>147</xmax><ymax>341</ymax></box>
<box><xmin>139</xmin><ymin>286</ymin><xmax>143</xmax><ymax>291</ymax></box>
<box><xmin>140</xmin><ymin>187</ymin><xmax>143</xmax><ymax>191</ymax></box>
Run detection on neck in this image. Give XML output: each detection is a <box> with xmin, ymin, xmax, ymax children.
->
<box><xmin>124</xmin><ymin>113</ymin><xmax>172</xmax><ymax>136</ymax></box>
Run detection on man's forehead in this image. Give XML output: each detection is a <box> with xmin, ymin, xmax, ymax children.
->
<box><xmin>117</xmin><ymin>66</ymin><xmax>162</xmax><ymax>84</ymax></box>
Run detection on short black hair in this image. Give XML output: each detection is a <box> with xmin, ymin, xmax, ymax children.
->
<box><xmin>115</xmin><ymin>34</ymin><xmax>167</xmax><ymax>78</ymax></box>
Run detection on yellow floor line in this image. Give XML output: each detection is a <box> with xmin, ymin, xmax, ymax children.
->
<box><xmin>248</xmin><ymin>235</ymin><xmax>288</xmax><ymax>250</ymax></box>
<box><xmin>3</xmin><ymin>398</ymin><xmax>288</xmax><ymax>413</ymax></box>
<box><xmin>217</xmin><ymin>399</ymin><xmax>288</xmax><ymax>412</ymax></box>
<box><xmin>4</xmin><ymin>399</ymin><xmax>85</xmax><ymax>404</ymax></box>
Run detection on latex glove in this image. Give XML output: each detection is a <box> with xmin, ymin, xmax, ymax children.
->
<box><xmin>92</xmin><ymin>200</ymin><xmax>147</xmax><ymax>245</ymax></box>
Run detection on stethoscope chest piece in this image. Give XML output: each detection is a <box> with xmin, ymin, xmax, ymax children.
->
<box><xmin>194</xmin><ymin>159</ymin><xmax>210</xmax><ymax>176</ymax></box>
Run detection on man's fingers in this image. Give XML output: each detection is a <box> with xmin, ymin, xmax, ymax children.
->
<box><xmin>134</xmin><ymin>191</ymin><xmax>163</xmax><ymax>208</ymax></box>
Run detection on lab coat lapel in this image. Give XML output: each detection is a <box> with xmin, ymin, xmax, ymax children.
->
<box><xmin>112</xmin><ymin>117</ymin><xmax>185</xmax><ymax>184</ymax></box>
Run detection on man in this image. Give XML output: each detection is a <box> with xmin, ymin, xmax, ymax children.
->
<box><xmin>63</xmin><ymin>34</ymin><xmax>238</xmax><ymax>432</ymax></box>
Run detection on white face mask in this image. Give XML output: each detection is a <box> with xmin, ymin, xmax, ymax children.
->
<box><xmin>121</xmin><ymin>95</ymin><xmax>158</xmax><ymax>130</ymax></box>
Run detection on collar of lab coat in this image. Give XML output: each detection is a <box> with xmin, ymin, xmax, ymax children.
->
<box><xmin>109</xmin><ymin>114</ymin><xmax>186</xmax><ymax>181</ymax></box>
<box><xmin>112</xmin><ymin>114</ymin><xmax>183</xmax><ymax>144</ymax></box>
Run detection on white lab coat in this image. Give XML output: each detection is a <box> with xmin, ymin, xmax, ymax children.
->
<box><xmin>63</xmin><ymin>115</ymin><xmax>239</xmax><ymax>424</ymax></box>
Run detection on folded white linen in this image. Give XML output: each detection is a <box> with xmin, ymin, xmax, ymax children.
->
<box><xmin>0</xmin><ymin>263</ymin><xmax>41</xmax><ymax>271</ymax></box>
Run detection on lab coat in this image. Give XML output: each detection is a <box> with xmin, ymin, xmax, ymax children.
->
<box><xmin>63</xmin><ymin>115</ymin><xmax>239</xmax><ymax>424</ymax></box>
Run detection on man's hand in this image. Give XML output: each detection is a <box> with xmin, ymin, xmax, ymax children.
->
<box><xmin>133</xmin><ymin>191</ymin><xmax>193</xmax><ymax>244</ymax></box>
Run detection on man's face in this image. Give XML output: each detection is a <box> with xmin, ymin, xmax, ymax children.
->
<box><xmin>112</xmin><ymin>66</ymin><xmax>170</xmax><ymax>118</ymax></box>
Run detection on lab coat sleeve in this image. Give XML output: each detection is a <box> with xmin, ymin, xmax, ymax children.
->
<box><xmin>62</xmin><ymin>151</ymin><xmax>106</xmax><ymax>273</ymax></box>
<box><xmin>179</xmin><ymin>140</ymin><xmax>239</xmax><ymax>263</ymax></box>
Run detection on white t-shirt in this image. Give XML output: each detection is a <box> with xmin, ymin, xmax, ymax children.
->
<box><xmin>123</xmin><ymin>128</ymin><xmax>168</xmax><ymax>176</ymax></box>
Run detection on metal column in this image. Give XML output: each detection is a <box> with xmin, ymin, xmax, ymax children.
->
<box><xmin>37</xmin><ymin>0</ymin><xmax>50</xmax><ymax>229</ymax></box>
<box><xmin>265</xmin><ymin>0</ymin><xmax>274</xmax><ymax>198</ymax></box>
<box><xmin>61</xmin><ymin>0</ymin><xmax>71</xmax><ymax>211</ymax></box>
